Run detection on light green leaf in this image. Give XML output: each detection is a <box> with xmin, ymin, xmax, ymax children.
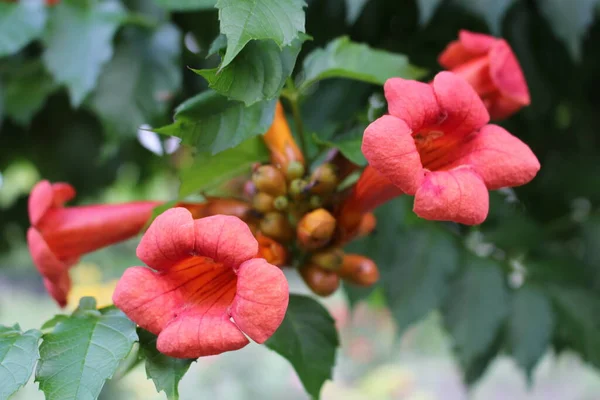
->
<box><xmin>196</xmin><ymin>36</ymin><xmax>305</xmax><ymax>105</ymax></box>
<box><xmin>88</xmin><ymin>24</ymin><xmax>182</xmax><ymax>138</ymax></box>
<box><xmin>453</xmin><ymin>0</ymin><xmax>516</xmax><ymax>35</ymax></box>
<box><xmin>138</xmin><ymin>329</ymin><xmax>194</xmax><ymax>400</ymax></box>
<box><xmin>3</xmin><ymin>60</ymin><xmax>57</xmax><ymax>126</ymax></box>
<box><xmin>442</xmin><ymin>255</ymin><xmax>509</xmax><ymax>371</ymax></box>
<box><xmin>538</xmin><ymin>0</ymin><xmax>600</xmax><ymax>61</ymax></box>
<box><xmin>207</xmin><ymin>33</ymin><xmax>227</xmax><ymax>57</ymax></box>
<box><xmin>153</xmin><ymin>0</ymin><xmax>216</xmax><ymax>11</ymax></box>
<box><xmin>417</xmin><ymin>0</ymin><xmax>443</xmax><ymax>26</ymax></box>
<box><xmin>0</xmin><ymin>1</ymin><xmax>46</xmax><ymax>57</ymax></box>
<box><xmin>42</xmin><ymin>0</ymin><xmax>125</xmax><ymax>106</ymax></box>
<box><xmin>298</xmin><ymin>36</ymin><xmax>427</xmax><ymax>93</ymax></box>
<box><xmin>178</xmin><ymin>135</ymin><xmax>269</xmax><ymax>197</ymax></box>
<box><xmin>35</xmin><ymin>297</ymin><xmax>138</xmax><ymax>400</ymax></box>
<box><xmin>508</xmin><ymin>286</ymin><xmax>554</xmax><ymax>378</ymax></box>
<box><xmin>156</xmin><ymin>90</ymin><xmax>276</xmax><ymax>154</ymax></box>
<box><xmin>0</xmin><ymin>325</ymin><xmax>42</xmax><ymax>400</ymax></box>
<box><xmin>216</xmin><ymin>0</ymin><xmax>306</xmax><ymax>68</ymax></box>
<box><xmin>266</xmin><ymin>295</ymin><xmax>338</xmax><ymax>400</ymax></box>
<box><xmin>345</xmin><ymin>0</ymin><xmax>369</xmax><ymax>24</ymax></box>
<box><xmin>313</xmin><ymin>126</ymin><xmax>366</xmax><ymax>166</ymax></box>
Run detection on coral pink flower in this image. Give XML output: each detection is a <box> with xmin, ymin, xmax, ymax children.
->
<box><xmin>360</xmin><ymin>71</ymin><xmax>540</xmax><ymax>225</ymax></box>
<box><xmin>27</xmin><ymin>180</ymin><xmax>159</xmax><ymax>307</ymax></box>
<box><xmin>113</xmin><ymin>208</ymin><xmax>289</xmax><ymax>359</ymax></box>
<box><xmin>438</xmin><ymin>30</ymin><xmax>530</xmax><ymax>120</ymax></box>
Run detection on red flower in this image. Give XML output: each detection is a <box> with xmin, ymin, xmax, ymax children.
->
<box><xmin>359</xmin><ymin>72</ymin><xmax>540</xmax><ymax>225</ymax></box>
<box><xmin>113</xmin><ymin>208</ymin><xmax>289</xmax><ymax>358</ymax></box>
<box><xmin>27</xmin><ymin>180</ymin><xmax>159</xmax><ymax>307</ymax></box>
<box><xmin>438</xmin><ymin>30</ymin><xmax>530</xmax><ymax>120</ymax></box>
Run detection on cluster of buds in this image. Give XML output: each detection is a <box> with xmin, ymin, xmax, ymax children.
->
<box><xmin>244</xmin><ymin>102</ymin><xmax>380</xmax><ymax>297</ymax></box>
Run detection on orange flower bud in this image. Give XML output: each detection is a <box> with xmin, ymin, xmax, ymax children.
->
<box><xmin>252</xmin><ymin>192</ymin><xmax>275</xmax><ymax>213</ymax></box>
<box><xmin>309</xmin><ymin>164</ymin><xmax>338</xmax><ymax>195</ymax></box>
<box><xmin>260</xmin><ymin>211</ymin><xmax>294</xmax><ymax>242</ymax></box>
<box><xmin>300</xmin><ymin>264</ymin><xmax>340</xmax><ymax>297</ymax></box>
<box><xmin>339</xmin><ymin>254</ymin><xmax>380</xmax><ymax>286</ymax></box>
<box><xmin>357</xmin><ymin>213</ymin><xmax>376</xmax><ymax>237</ymax></box>
<box><xmin>297</xmin><ymin>208</ymin><xmax>336</xmax><ymax>250</ymax></box>
<box><xmin>252</xmin><ymin>165</ymin><xmax>287</xmax><ymax>197</ymax></box>
<box><xmin>256</xmin><ymin>233</ymin><xmax>288</xmax><ymax>266</ymax></box>
<box><xmin>310</xmin><ymin>248</ymin><xmax>344</xmax><ymax>271</ymax></box>
<box><xmin>264</xmin><ymin>102</ymin><xmax>305</xmax><ymax>171</ymax></box>
<box><xmin>204</xmin><ymin>198</ymin><xmax>252</xmax><ymax>220</ymax></box>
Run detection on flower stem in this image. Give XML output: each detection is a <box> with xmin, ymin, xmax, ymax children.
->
<box><xmin>283</xmin><ymin>78</ymin><xmax>307</xmax><ymax>157</ymax></box>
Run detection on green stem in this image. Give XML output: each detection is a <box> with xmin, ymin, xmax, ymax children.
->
<box><xmin>284</xmin><ymin>78</ymin><xmax>307</xmax><ymax>157</ymax></box>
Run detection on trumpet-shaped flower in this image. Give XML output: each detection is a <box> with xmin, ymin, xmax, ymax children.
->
<box><xmin>113</xmin><ymin>208</ymin><xmax>289</xmax><ymax>359</ymax></box>
<box><xmin>360</xmin><ymin>72</ymin><xmax>540</xmax><ymax>225</ymax></box>
<box><xmin>438</xmin><ymin>30</ymin><xmax>530</xmax><ymax>120</ymax></box>
<box><xmin>27</xmin><ymin>180</ymin><xmax>159</xmax><ymax>307</ymax></box>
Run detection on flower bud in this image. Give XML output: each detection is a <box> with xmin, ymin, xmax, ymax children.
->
<box><xmin>309</xmin><ymin>195</ymin><xmax>322</xmax><ymax>209</ymax></box>
<box><xmin>300</xmin><ymin>264</ymin><xmax>340</xmax><ymax>297</ymax></box>
<box><xmin>185</xmin><ymin>198</ymin><xmax>252</xmax><ymax>220</ymax></box>
<box><xmin>252</xmin><ymin>192</ymin><xmax>275</xmax><ymax>213</ymax></box>
<box><xmin>243</xmin><ymin>181</ymin><xmax>257</xmax><ymax>199</ymax></box>
<box><xmin>339</xmin><ymin>254</ymin><xmax>379</xmax><ymax>286</ymax></box>
<box><xmin>289</xmin><ymin>179</ymin><xmax>308</xmax><ymax>199</ymax></box>
<box><xmin>255</xmin><ymin>232</ymin><xmax>288</xmax><ymax>266</ymax></box>
<box><xmin>260</xmin><ymin>211</ymin><xmax>294</xmax><ymax>242</ymax></box>
<box><xmin>310</xmin><ymin>248</ymin><xmax>344</xmax><ymax>271</ymax></box>
<box><xmin>309</xmin><ymin>164</ymin><xmax>337</xmax><ymax>195</ymax></box>
<box><xmin>357</xmin><ymin>213</ymin><xmax>376</xmax><ymax>237</ymax></box>
<box><xmin>286</xmin><ymin>161</ymin><xmax>305</xmax><ymax>181</ymax></box>
<box><xmin>273</xmin><ymin>195</ymin><xmax>289</xmax><ymax>211</ymax></box>
<box><xmin>252</xmin><ymin>165</ymin><xmax>287</xmax><ymax>197</ymax></box>
<box><xmin>264</xmin><ymin>102</ymin><xmax>305</xmax><ymax>171</ymax></box>
<box><xmin>297</xmin><ymin>208</ymin><xmax>336</xmax><ymax>250</ymax></box>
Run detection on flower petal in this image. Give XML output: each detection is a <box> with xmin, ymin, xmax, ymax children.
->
<box><xmin>29</xmin><ymin>181</ymin><xmax>76</xmax><ymax>226</ymax></box>
<box><xmin>362</xmin><ymin>115</ymin><xmax>424</xmax><ymax>194</ymax></box>
<box><xmin>458</xmin><ymin>30</ymin><xmax>497</xmax><ymax>54</ymax></box>
<box><xmin>438</xmin><ymin>30</ymin><xmax>496</xmax><ymax>69</ymax></box>
<box><xmin>453</xmin><ymin>124</ymin><xmax>540</xmax><ymax>190</ymax></box>
<box><xmin>432</xmin><ymin>71</ymin><xmax>490</xmax><ymax>138</ymax></box>
<box><xmin>230</xmin><ymin>258</ymin><xmax>289</xmax><ymax>344</ymax></box>
<box><xmin>113</xmin><ymin>267</ymin><xmax>185</xmax><ymax>335</ymax></box>
<box><xmin>192</xmin><ymin>215</ymin><xmax>258</xmax><ymax>269</ymax></box>
<box><xmin>384</xmin><ymin>78</ymin><xmax>441</xmax><ymax>130</ymax></box>
<box><xmin>157</xmin><ymin>313</ymin><xmax>249</xmax><ymax>358</ymax></box>
<box><xmin>413</xmin><ymin>167</ymin><xmax>489</xmax><ymax>225</ymax></box>
<box><xmin>136</xmin><ymin>208</ymin><xmax>196</xmax><ymax>271</ymax></box>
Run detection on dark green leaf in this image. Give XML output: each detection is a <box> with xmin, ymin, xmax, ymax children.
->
<box><xmin>0</xmin><ymin>1</ymin><xmax>46</xmax><ymax>57</ymax></box>
<box><xmin>138</xmin><ymin>329</ymin><xmax>194</xmax><ymax>400</ymax></box>
<box><xmin>216</xmin><ymin>0</ymin><xmax>306</xmax><ymax>68</ymax></box>
<box><xmin>156</xmin><ymin>90</ymin><xmax>276</xmax><ymax>154</ymax></box>
<box><xmin>0</xmin><ymin>325</ymin><xmax>42</xmax><ymax>400</ymax></box>
<box><xmin>153</xmin><ymin>0</ymin><xmax>216</xmax><ymax>11</ymax></box>
<box><xmin>178</xmin><ymin>135</ymin><xmax>269</xmax><ymax>197</ymax></box>
<box><xmin>42</xmin><ymin>0</ymin><xmax>125</xmax><ymax>106</ymax></box>
<box><xmin>297</xmin><ymin>36</ymin><xmax>426</xmax><ymax>93</ymax></box>
<box><xmin>266</xmin><ymin>295</ymin><xmax>338</xmax><ymax>399</ymax></box>
<box><xmin>508</xmin><ymin>286</ymin><xmax>554</xmax><ymax>378</ymax></box>
<box><xmin>538</xmin><ymin>0</ymin><xmax>600</xmax><ymax>61</ymax></box>
<box><xmin>3</xmin><ymin>60</ymin><xmax>57</xmax><ymax>126</ymax></box>
<box><xmin>442</xmin><ymin>255</ymin><xmax>509</xmax><ymax>372</ymax></box>
<box><xmin>313</xmin><ymin>126</ymin><xmax>366</xmax><ymax>166</ymax></box>
<box><xmin>453</xmin><ymin>0</ymin><xmax>516</xmax><ymax>34</ymax></box>
<box><xmin>89</xmin><ymin>24</ymin><xmax>182</xmax><ymax>138</ymax></box>
<box><xmin>35</xmin><ymin>298</ymin><xmax>138</xmax><ymax>400</ymax></box>
<box><xmin>196</xmin><ymin>36</ymin><xmax>305</xmax><ymax>105</ymax></box>
<box><xmin>416</xmin><ymin>0</ymin><xmax>442</xmax><ymax>26</ymax></box>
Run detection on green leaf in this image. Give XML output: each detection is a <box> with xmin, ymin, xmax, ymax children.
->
<box><xmin>0</xmin><ymin>1</ymin><xmax>46</xmax><ymax>57</ymax></box>
<box><xmin>42</xmin><ymin>0</ymin><xmax>125</xmax><ymax>106</ymax></box>
<box><xmin>297</xmin><ymin>36</ymin><xmax>426</xmax><ymax>93</ymax></box>
<box><xmin>156</xmin><ymin>90</ymin><xmax>276</xmax><ymax>154</ymax></box>
<box><xmin>138</xmin><ymin>329</ymin><xmax>194</xmax><ymax>400</ymax></box>
<box><xmin>216</xmin><ymin>0</ymin><xmax>306</xmax><ymax>68</ymax></box>
<box><xmin>313</xmin><ymin>126</ymin><xmax>366</xmax><ymax>166</ymax></box>
<box><xmin>153</xmin><ymin>0</ymin><xmax>216</xmax><ymax>11</ymax></box>
<box><xmin>453</xmin><ymin>0</ymin><xmax>516</xmax><ymax>35</ymax></box>
<box><xmin>0</xmin><ymin>325</ymin><xmax>42</xmax><ymax>400</ymax></box>
<box><xmin>195</xmin><ymin>36</ymin><xmax>305</xmax><ymax>106</ymax></box>
<box><xmin>442</xmin><ymin>255</ymin><xmax>509</xmax><ymax>372</ymax></box>
<box><xmin>416</xmin><ymin>0</ymin><xmax>442</xmax><ymax>26</ymax></box>
<box><xmin>178</xmin><ymin>135</ymin><xmax>269</xmax><ymax>197</ymax></box>
<box><xmin>266</xmin><ymin>295</ymin><xmax>339</xmax><ymax>399</ymax></box>
<box><xmin>35</xmin><ymin>297</ymin><xmax>138</xmax><ymax>400</ymax></box>
<box><xmin>508</xmin><ymin>286</ymin><xmax>554</xmax><ymax>378</ymax></box>
<box><xmin>88</xmin><ymin>24</ymin><xmax>182</xmax><ymax>138</ymax></box>
<box><xmin>538</xmin><ymin>0</ymin><xmax>600</xmax><ymax>61</ymax></box>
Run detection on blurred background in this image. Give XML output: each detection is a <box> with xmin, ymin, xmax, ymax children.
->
<box><xmin>2</xmin><ymin>0</ymin><xmax>600</xmax><ymax>399</ymax></box>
